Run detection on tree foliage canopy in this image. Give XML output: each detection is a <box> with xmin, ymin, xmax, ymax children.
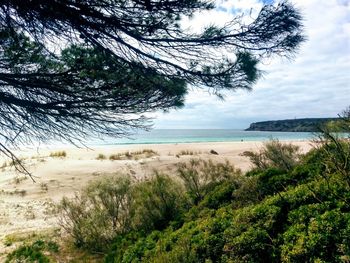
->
<box><xmin>0</xmin><ymin>0</ymin><xmax>304</xmax><ymax>149</ymax></box>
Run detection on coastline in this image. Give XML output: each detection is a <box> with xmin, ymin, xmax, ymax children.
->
<box><xmin>69</xmin><ymin>129</ymin><xmax>316</xmax><ymax>146</ymax></box>
<box><xmin>0</xmin><ymin>140</ymin><xmax>314</xmax><ymax>247</ymax></box>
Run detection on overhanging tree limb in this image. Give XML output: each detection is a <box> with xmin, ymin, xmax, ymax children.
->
<box><xmin>0</xmin><ymin>0</ymin><xmax>305</xmax><ymax>179</ymax></box>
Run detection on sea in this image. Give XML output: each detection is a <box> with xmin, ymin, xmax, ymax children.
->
<box><xmin>92</xmin><ymin>129</ymin><xmax>316</xmax><ymax>146</ymax></box>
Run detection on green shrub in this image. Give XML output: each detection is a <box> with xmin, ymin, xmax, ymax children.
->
<box><xmin>59</xmin><ymin>172</ymin><xmax>187</xmax><ymax>251</ymax></box>
<box><xmin>316</xmin><ymin>134</ymin><xmax>350</xmax><ymax>180</ymax></box>
<box><xmin>242</xmin><ymin>139</ymin><xmax>300</xmax><ymax>171</ymax></box>
<box><xmin>46</xmin><ymin>241</ymin><xmax>59</xmax><ymax>253</ymax></box>
<box><xmin>195</xmin><ymin>175</ymin><xmax>259</xmax><ymax>211</ymax></box>
<box><xmin>132</xmin><ymin>173</ymin><xmax>188</xmax><ymax>232</ymax></box>
<box><xmin>199</xmin><ymin>181</ymin><xmax>237</xmax><ymax>209</ymax></box>
<box><xmin>6</xmin><ymin>246</ymin><xmax>49</xmax><ymax>263</ymax></box>
<box><xmin>58</xmin><ymin>136</ymin><xmax>350</xmax><ymax>263</ymax></box>
<box><xmin>58</xmin><ymin>175</ymin><xmax>133</xmax><ymax>251</ymax></box>
<box><xmin>281</xmin><ymin>209</ymin><xmax>350</xmax><ymax>262</ymax></box>
<box><xmin>254</xmin><ymin>167</ymin><xmax>290</xmax><ymax>196</ymax></box>
<box><xmin>105</xmin><ymin>152</ymin><xmax>350</xmax><ymax>263</ymax></box>
<box><xmin>104</xmin><ymin>231</ymin><xmax>143</xmax><ymax>263</ymax></box>
<box><xmin>5</xmin><ymin>239</ymin><xmax>58</xmax><ymax>263</ymax></box>
<box><xmin>176</xmin><ymin>159</ymin><xmax>242</xmax><ymax>204</ymax></box>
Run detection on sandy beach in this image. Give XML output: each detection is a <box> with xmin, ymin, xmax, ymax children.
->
<box><xmin>0</xmin><ymin>140</ymin><xmax>313</xmax><ymax>252</ymax></box>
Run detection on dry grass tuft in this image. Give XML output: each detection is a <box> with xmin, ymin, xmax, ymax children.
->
<box><xmin>0</xmin><ymin>189</ymin><xmax>27</xmax><ymax>197</ymax></box>
<box><xmin>49</xmin><ymin>151</ymin><xmax>67</xmax><ymax>158</ymax></box>
<box><xmin>109</xmin><ymin>149</ymin><xmax>158</xmax><ymax>161</ymax></box>
<box><xmin>13</xmin><ymin>176</ymin><xmax>28</xmax><ymax>185</ymax></box>
<box><xmin>40</xmin><ymin>182</ymin><xmax>49</xmax><ymax>192</ymax></box>
<box><xmin>96</xmin><ymin>153</ymin><xmax>107</xmax><ymax>160</ymax></box>
<box><xmin>177</xmin><ymin>150</ymin><xmax>202</xmax><ymax>156</ymax></box>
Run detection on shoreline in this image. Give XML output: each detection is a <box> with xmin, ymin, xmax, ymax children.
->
<box><xmin>4</xmin><ymin>129</ymin><xmax>316</xmax><ymax>150</ymax></box>
<box><xmin>5</xmin><ymin>137</ymin><xmax>314</xmax><ymax>151</ymax></box>
<box><xmin>88</xmin><ymin>137</ymin><xmax>313</xmax><ymax>146</ymax></box>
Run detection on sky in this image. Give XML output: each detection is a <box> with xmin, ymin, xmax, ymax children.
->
<box><xmin>152</xmin><ymin>0</ymin><xmax>350</xmax><ymax>129</ymax></box>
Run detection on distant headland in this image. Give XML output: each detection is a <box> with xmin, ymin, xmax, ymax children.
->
<box><xmin>245</xmin><ymin>118</ymin><xmax>339</xmax><ymax>132</ymax></box>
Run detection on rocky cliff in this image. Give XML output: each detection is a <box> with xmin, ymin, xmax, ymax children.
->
<box><xmin>245</xmin><ymin>118</ymin><xmax>338</xmax><ymax>132</ymax></box>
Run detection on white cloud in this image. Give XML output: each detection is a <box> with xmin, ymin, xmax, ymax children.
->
<box><xmin>153</xmin><ymin>0</ymin><xmax>350</xmax><ymax>129</ymax></box>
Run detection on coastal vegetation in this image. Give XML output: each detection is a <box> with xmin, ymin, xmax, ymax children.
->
<box><xmin>177</xmin><ymin>150</ymin><xmax>203</xmax><ymax>156</ymax></box>
<box><xmin>242</xmin><ymin>139</ymin><xmax>301</xmax><ymax>171</ymax></box>
<box><xmin>108</xmin><ymin>149</ymin><xmax>158</xmax><ymax>161</ymax></box>
<box><xmin>49</xmin><ymin>151</ymin><xmax>67</xmax><ymax>158</ymax></box>
<box><xmin>96</xmin><ymin>154</ymin><xmax>107</xmax><ymax>160</ymax></box>
<box><xmin>5</xmin><ymin>112</ymin><xmax>349</xmax><ymax>262</ymax></box>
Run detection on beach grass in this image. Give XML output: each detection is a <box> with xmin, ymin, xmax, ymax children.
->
<box><xmin>109</xmin><ymin>149</ymin><xmax>158</xmax><ymax>161</ymax></box>
<box><xmin>49</xmin><ymin>151</ymin><xmax>67</xmax><ymax>158</ymax></box>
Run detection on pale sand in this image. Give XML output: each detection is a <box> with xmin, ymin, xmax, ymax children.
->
<box><xmin>0</xmin><ymin>140</ymin><xmax>313</xmax><ymax>250</ymax></box>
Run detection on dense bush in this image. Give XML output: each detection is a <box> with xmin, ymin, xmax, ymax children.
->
<box><xmin>104</xmin><ymin>139</ymin><xmax>350</xmax><ymax>262</ymax></box>
<box><xmin>242</xmin><ymin>139</ymin><xmax>301</xmax><ymax>171</ymax></box>
<box><xmin>281</xmin><ymin>207</ymin><xmax>350</xmax><ymax>262</ymax></box>
<box><xmin>106</xmin><ymin>172</ymin><xmax>350</xmax><ymax>263</ymax></box>
<box><xmin>176</xmin><ymin>159</ymin><xmax>242</xmax><ymax>204</ymax></box>
<box><xmin>59</xmin><ymin>160</ymin><xmax>240</xmax><ymax>253</ymax></box>
<box><xmin>316</xmin><ymin>132</ymin><xmax>350</xmax><ymax>180</ymax></box>
<box><xmin>59</xmin><ymin>175</ymin><xmax>133</xmax><ymax>251</ymax></box>
<box><xmin>132</xmin><ymin>173</ymin><xmax>187</xmax><ymax>232</ymax></box>
<box><xmin>55</xmin><ymin>136</ymin><xmax>350</xmax><ymax>262</ymax></box>
<box><xmin>6</xmin><ymin>240</ymin><xmax>58</xmax><ymax>263</ymax></box>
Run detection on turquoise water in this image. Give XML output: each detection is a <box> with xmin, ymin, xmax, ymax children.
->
<box><xmin>94</xmin><ymin>129</ymin><xmax>316</xmax><ymax>146</ymax></box>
